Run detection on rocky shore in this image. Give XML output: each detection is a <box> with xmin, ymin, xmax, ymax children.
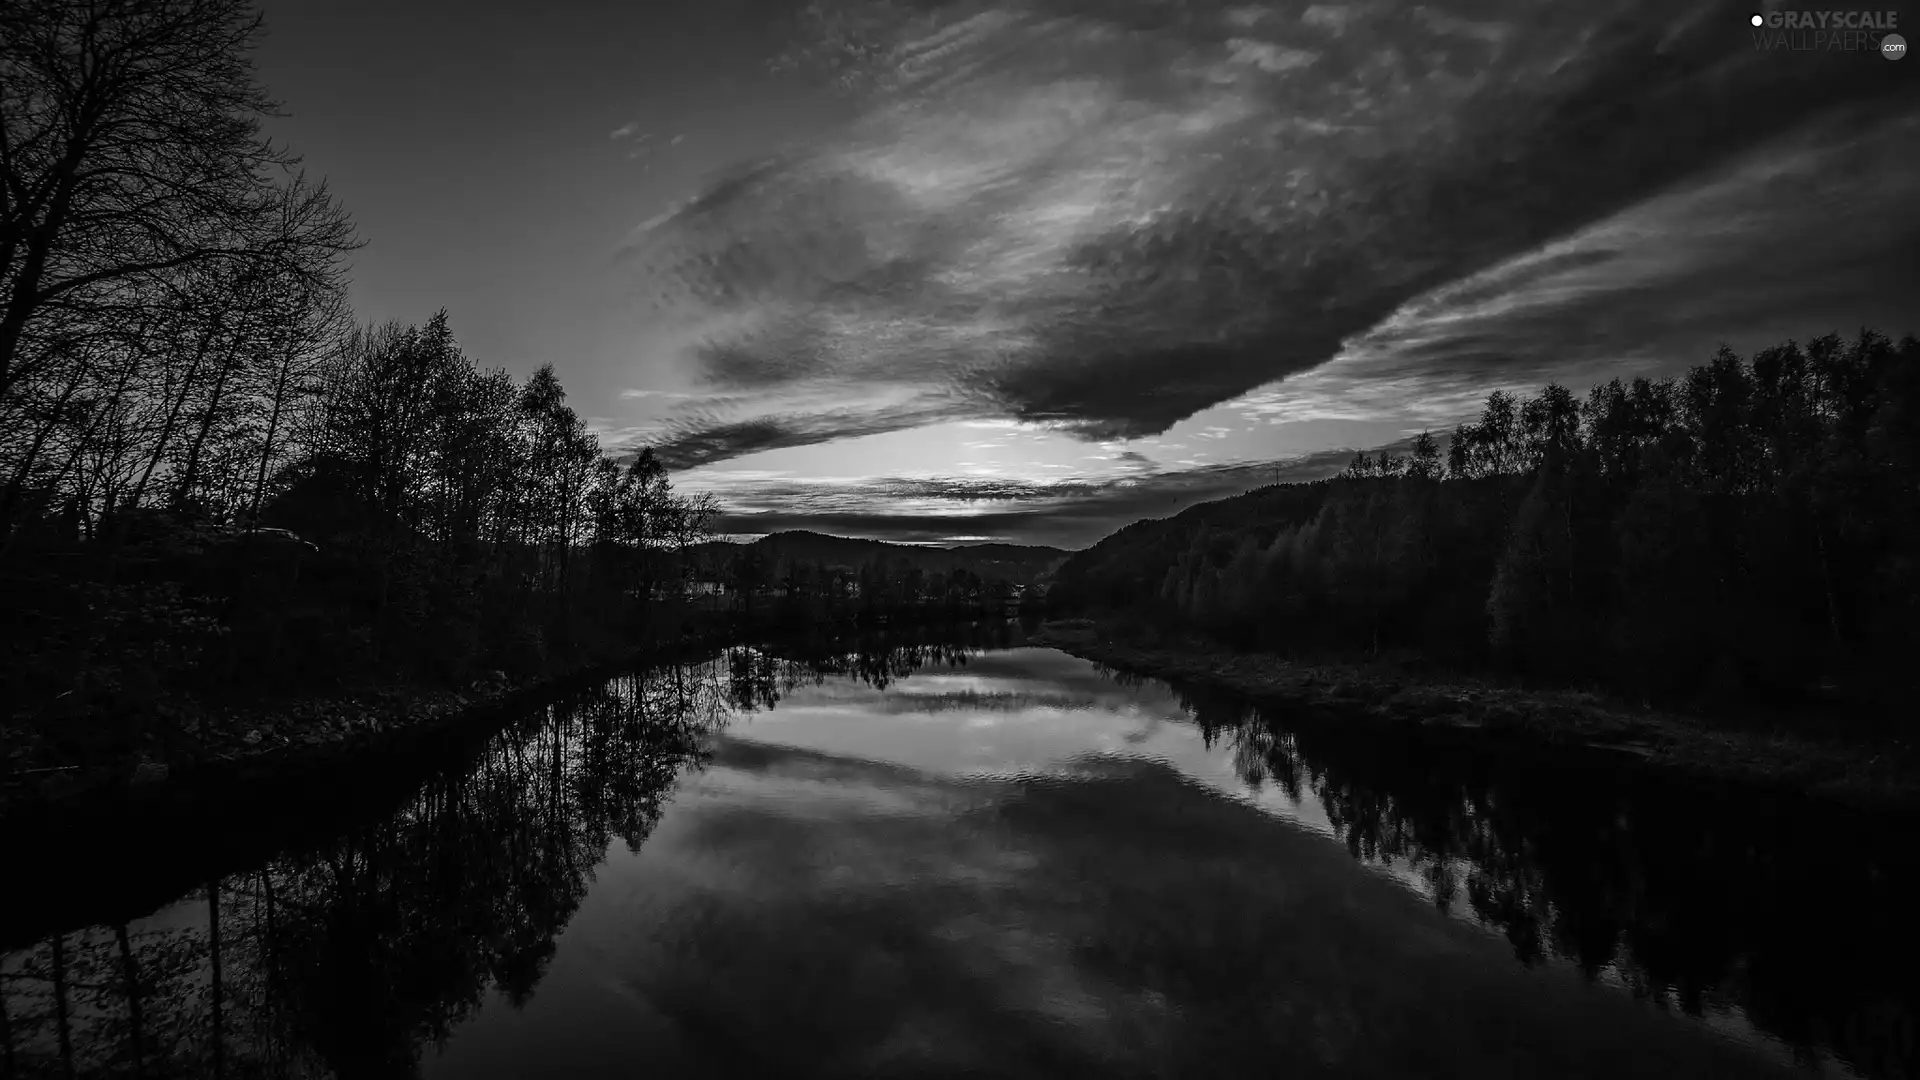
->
<box><xmin>1029</xmin><ymin>618</ymin><xmax>1920</xmax><ymax>811</ymax></box>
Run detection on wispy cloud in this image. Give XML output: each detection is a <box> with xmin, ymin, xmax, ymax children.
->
<box><xmin>645</xmin><ymin>390</ymin><xmax>989</xmax><ymax>469</ymax></box>
<box><xmin>691</xmin><ymin>445</ymin><xmax>1379</xmax><ymax>548</ymax></box>
<box><xmin>610</xmin><ymin>122</ymin><xmax>644</xmax><ymax>140</ymax></box>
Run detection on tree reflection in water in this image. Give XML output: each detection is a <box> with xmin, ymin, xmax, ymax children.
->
<box><xmin>1171</xmin><ymin>680</ymin><xmax>1919</xmax><ymax>1080</ymax></box>
<box><xmin>0</xmin><ymin>624</ymin><xmax>1013</xmax><ymax>1079</ymax></box>
<box><xmin>0</xmin><ymin>660</ymin><xmax>733</xmax><ymax>1078</ymax></box>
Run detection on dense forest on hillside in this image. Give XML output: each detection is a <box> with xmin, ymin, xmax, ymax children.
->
<box><xmin>1053</xmin><ymin>330</ymin><xmax>1920</xmax><ymax>723</ymax></box>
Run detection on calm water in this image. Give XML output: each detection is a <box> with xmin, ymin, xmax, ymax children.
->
<box><xmin>3</xmin><ymin>632</ymin><xmax>1915</xmax><ymax>1078</ymax></box>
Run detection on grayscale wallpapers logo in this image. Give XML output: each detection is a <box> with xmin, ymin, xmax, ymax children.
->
<box><xmin>1748</xmin><ymin>9</ymin><xmax>1905</xmax><ymax>55</ymax></box>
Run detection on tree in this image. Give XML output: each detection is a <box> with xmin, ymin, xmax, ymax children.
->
<box><xmin>1319</xmin><ymin>482</ymin><xmax>1419</xmax><ymax>656</ymax></box>
<box><xmin>1406</xmin><ymin>431</ymin><xmax>1442</xmax><ymax>481</ymax></box>
<box><xmin>0</xmin><ymin>0</ymin><xmax>359</xmax><ymax>438</ymax></box>
<box><xmin>730</xmin><ymin>545</ymin><xmax>770</xmax><ymax>614</ymax></box>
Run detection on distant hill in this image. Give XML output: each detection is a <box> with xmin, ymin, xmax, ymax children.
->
<box><xmin>1050</xmin><ymin>481</ymin><xmax>1334</xmax><ymax>610</ymax></box>
<box><xmin>683</xmin><ymin>530</ymin><xmax>1069</xmax><ymax>585</ymax></box>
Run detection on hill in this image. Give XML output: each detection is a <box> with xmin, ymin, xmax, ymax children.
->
<box><xmin>683</xmin><ymin>530</ymin><xmax>1069</xmax><ymax>586</ymax></box>
<box><xmin>1049</xmin><ymin>482</ymin><xmax>1334</xmax><ymax>610</ymax></box>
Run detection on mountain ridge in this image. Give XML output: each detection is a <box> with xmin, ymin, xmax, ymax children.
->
<box><xmin>682</xmin><ymin>529</ymin><xmax>1070</xmax><ymax>584</ymax></box>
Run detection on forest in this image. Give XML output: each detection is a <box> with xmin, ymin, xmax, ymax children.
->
<box><xmin>1052</xmin><ymin>330</ymin><xmax>1920</xmax><ymax>726</ymax></box>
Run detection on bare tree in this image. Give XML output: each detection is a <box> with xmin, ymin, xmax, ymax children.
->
<box><xmin>4</xmin><ymin>0</ymin><xmax>293</xmax><ymax>382</ymax></box>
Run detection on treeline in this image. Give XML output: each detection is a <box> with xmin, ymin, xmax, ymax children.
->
<box><xmin>244</xmin><ymin>313</ymin><xmax>717</xmax><ymax>679</ymax></box>
<box><xmin>1053</xmin><ymin>330</ymin><xmax>1920</xmax><ymax>718</ymax></box>
<box><xmin>693</xmin><ymin>542</ymin><xmax>1043</xmax><ymax>625</ymax></box>
<box><xmin>3</xmin><ymin>303</ymin><xmax>721</xmax><ymax>737</ymax></box>
<box><xmin>0</xmin><ymin>0</ymin><xmax>716</xmax><ymax>751</ymax></box>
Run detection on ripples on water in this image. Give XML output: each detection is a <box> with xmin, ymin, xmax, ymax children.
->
<box><xmin>1</xmin><ymin>626</ymin><xmax>1914</xmax><ymax>1078</ymax></box>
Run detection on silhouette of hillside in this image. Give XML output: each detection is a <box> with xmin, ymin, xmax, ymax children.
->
<box><xmin>685</xmin><ymin>529</ymin><xmax>1068</xmax><ymax>585</ymax></box>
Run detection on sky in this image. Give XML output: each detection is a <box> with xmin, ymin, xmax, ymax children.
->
<box><xmin>254</xmin><ymin>0</ymin><xmax>1919</xmax><ymax>549</ymax></box>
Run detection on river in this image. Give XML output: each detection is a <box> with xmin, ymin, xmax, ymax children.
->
<box><xmin>2</xmin><ymin>630</ymin><xmax>1914</xmax><ymax>1078</ymax></box>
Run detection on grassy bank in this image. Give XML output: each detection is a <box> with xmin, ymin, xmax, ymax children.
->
<box><xmin>1029</xmin><ymin>618</ymin><xmax>1920</xmax><ymax>810</ymax></box>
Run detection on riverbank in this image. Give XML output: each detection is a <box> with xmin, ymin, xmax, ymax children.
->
<box><xmin>0</xmin><ymin>615</ymin><xmax>753</xmax><ymax>827</ymax></box>
<box><xmin>1029</xmin><ymin>618</ymin><xmax>1920</xmax><ymax>810</ymax></box>
<box><xmin>0</xmin><ymin>609</ymin><xmax>1033</xmax><ymax>827</ymax></box>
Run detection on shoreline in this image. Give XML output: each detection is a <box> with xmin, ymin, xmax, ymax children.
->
<box><xmin>0</xmin><ymin>608</ymin><xmax>1031</xmax><ymax>828</ymax></box>
<box><xmin>0</xmin><ymin>621</ymin><xmax>747</xmax><ymax>828</ymax></box>
<box><xmin>1028</xmin><ymin>619</ymin><xmax>1920</xmax><ymax>812</ymax></box>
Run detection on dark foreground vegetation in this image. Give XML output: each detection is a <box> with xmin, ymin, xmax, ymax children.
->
<box><xmin>1051</xmin><ymin>330</ymin><xmax>1920</xmax><ymax>794</ymax></box>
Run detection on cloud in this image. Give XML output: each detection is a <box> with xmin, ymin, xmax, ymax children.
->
<box><xmin>1223</xmin><ymin>104</ymin><xmax>1920</xmax><ymax>432</ymax></box>
<box><xmin>610</xmin><ymin>122</ymin><xmax>644</xmax><ymax>140</ymax></box>
<box><xmin>616</xmin><ymin>0</ymin><xmax>1914</xmax><ymax>473</ymax></box>
<box><xmin>646</xmin><ymin>392</ymin><xmax>988</xmax><ymax>469</ymax></box>
<box><xmin>1225</xmin><ymin>38</ymin><xmax>1317</xmax><ymax>73</ymax></box>
<box><xmin>681</xmin><ymin>444</ymin><xmax>1397</xmax><ymax>548</ymax></box>
<box><xmin>1299</xmin><ymin>5</ymin><xmax>1354</xmax><ymax>34</ymax></box>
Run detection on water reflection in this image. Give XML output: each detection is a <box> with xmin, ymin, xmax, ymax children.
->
<box><xmin>1</xmin><ymin>635</ymin><xmax>1912</xmax><ymax>1079</ymax></box>
<box><xmin>0</xmin><ymin>660</ymin><xmax>730</xmax><ymax>1078</ymax></box>
<box><xmin>1169</xmin><ymin>681</ymin><xmax>1920</xmax><ymax>1080</ymax></box>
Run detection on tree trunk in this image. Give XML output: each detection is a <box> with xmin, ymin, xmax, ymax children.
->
<box><xmin>208</xmin><ymin>881</ymin><xmax>224</xmax><ymax>1080</ymax></box>
<box><xmin>0</xmin><ymin>347</ymin><xmax>96</xmax><ymax>541</ymax></box>
<box><xmin>50</xmin><ymin>933</ymin><xmax>74</xmax><ymax>1080</ymax></box>
<box><xmin>1816</xmin><ymin>527</ymin><xmax>1844</xmax><ymax>651</ymax></box>
<box><xmin>0</xmin><ymin>141</ymin><xmax>88</xmax><ymax>405</ymax></box>
<box><xmin>173</xmin><ymin>332</ymin><xmax>249</xmax><ymax>510</ymax></box>
<box><xmin>116</xmin><ymin>924</ymin><xmax>146</xmax><ymax>1077</ymax></box>
<box><xmin>129</xmin><ymin>317</ymin><xmax>226</xmax><ymax>509</ymax></box>
<box><xmin>0</xmin><ymin>966</ymin><xmax>16</xmax><ymax>1080</ymax></box>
